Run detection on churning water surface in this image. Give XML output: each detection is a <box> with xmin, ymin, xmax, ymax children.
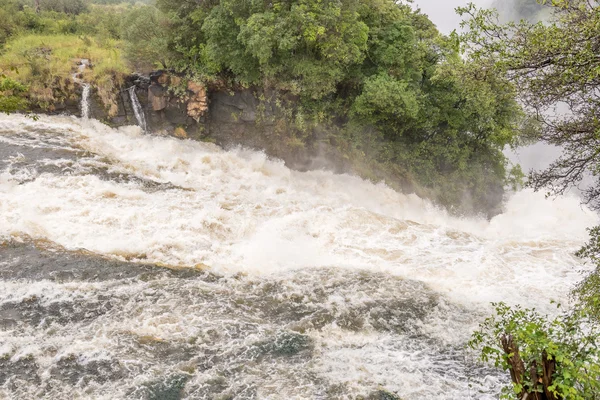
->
<box><xmin>0</xmin><ymin>115</ymin><xmax>596</xmax><ymax>399</ymax></box>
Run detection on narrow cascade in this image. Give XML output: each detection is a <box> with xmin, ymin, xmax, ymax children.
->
<box><xmin>72</xmin><ymin>59</ymin><xmax>90</xmax><ymax>119</ymax></box>
<box><xmin>128</xmin><ymin>86</ymin><xmax>148</xmax><ymax>133</ymax></box>
<box><xmin>81</xmin><ymin>83</ymin><xmax>91</xmax><ymax>119</ymax></box>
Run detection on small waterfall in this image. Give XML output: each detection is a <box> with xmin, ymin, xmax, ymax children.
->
<box><xmin>81</xmin><ymin>84</ymin><xmax>91</xmax><ymax>119</ymax></box>
<box><xmin>128</xmin><ymin>86</ymin><xmax>147</xmax><ymax>133</ymax></box>
<box><xmin>73</xmin><ymin>59</ymin><xmax>91</xmax><ymax>119</ymax></box>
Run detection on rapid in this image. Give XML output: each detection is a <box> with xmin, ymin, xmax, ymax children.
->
<box><xmin>0</xmin><ymin>114</ymin><xmax>596</xmax><ymax>399</ymax></box>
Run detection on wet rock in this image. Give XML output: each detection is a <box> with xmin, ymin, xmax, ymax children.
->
<box><xmin>149</xmin><ymin>84</ymin><xmax>168</xmax><ymax>111</ymax></box>
<box><xmin>210</xmin><ymin>90</ymin><xmax>265</xmax><ymax>124</ymax></box>
<box><xmin>138</xmin><ymin>374</ymin><xmax>189</xmax><ymax>400</ymax></box>
<box><xmin>187</xmin><ymin>81</ymin><xmax>208</xmax><ymax>121</ymax></box>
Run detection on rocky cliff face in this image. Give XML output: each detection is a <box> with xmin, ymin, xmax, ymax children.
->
<box><xmin>36</xmin><ymin>72</ymin><xmax>502</xmax><ymax>217</ymax></box>
<box><xmin>76</xmin><ymin>73</ymin><xmax>355</xmax><ymax>175</ymax></box>
<box><xmin>46</xmin><ymin>72</ymin><xmax>418</xmax><ymax>210</ymax></box>
<box><xmin>85</xmin><ymin>72</ymin><xmax>198</xmax><ymax>136</ymax></box>
<box><xmin>205</xmin><ymin>89</ymin><xmax>353</xmax><ymax>173</ymax></box>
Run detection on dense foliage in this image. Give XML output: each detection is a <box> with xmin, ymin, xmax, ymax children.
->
<box><xmin>0</xmin><ymin>0</ymin><xmax>529</xmax><ymax>214</ymax></box>
<box><xmin>470</xmin><ymin>302</ymin><xmax>600</xmax><ymax>399</ymax></box>
<box><xmin>157</xmin><ymin>0</ymin><xmax>525</xmax><ymax>214</ymax></box>
<box><xmin>0</xmin><ymin>75</ymin><xmax>28</xmax><ymax>113</ymax></box>
<box><xmin>574</xmin><ymin>227</ymin><xmax>600</xmax><ymax>323</ymax></box>
<box><xmin>121</xmin><ymin>5</ymin><xmax>172</xmax><ymax>71</ymax></box>
<box><xmin>460</xmin><ymin>0</ymin><xmax>600</xmax><ymax>212</ymax></box>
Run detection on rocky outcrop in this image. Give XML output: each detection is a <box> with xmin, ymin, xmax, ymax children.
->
<box><xmin>205</xmin><ymin>89</ymin><xmax>355</xmax><ymax>173</ymax></box>
<box><xmin>40</xmin><ymin>72</ymin><xmax>397</xmax><ymax>186</ymax></box>
<box><xmin>81</xmin><ymin>72</ymin><xmax>205</xmax><ymax>134</ymax></box>
<box><xmin>186</xmin><ymin>81</ymin><xmax>208</xmax><ymax>121</ymax></box>
<box><xmin>148</xmin><ymin>84</ymin><xmax>168</xmax><ymax>112</ymax></box>
<box><xmin>73</xmin><ymin>75</ymin><xmax>378</xmax><ymax>176</ymax></box>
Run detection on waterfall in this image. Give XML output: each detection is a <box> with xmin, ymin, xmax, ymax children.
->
<box><xmin>0</xmin><ymin>114</ymin><xmax>597</xmax><ymax>399</ymax></box>
<box><xmin>73</xmin><ymin>59</ymin><xmax>91</xmax><ymax>119</ymax></box>
<box><xmin>81</xmin><ymin>83</ymin><xmax>91</xmax><ymax>119</ymax></box>
<box><xmin>128</xmin><ymin>86</ymin><xmax>148</xmax><ymax>133</ymax></box>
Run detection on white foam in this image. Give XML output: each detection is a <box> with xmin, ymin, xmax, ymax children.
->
<box><xmin>0</xmin><ymin>114</ymin><xmax>596</xmax><ymax>313</ymax></box>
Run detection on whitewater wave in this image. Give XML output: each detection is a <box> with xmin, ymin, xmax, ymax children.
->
<box><xmin>1</xmin><ymin>114</ymin><xmax>598</xmax><ymax>399</ymax></box>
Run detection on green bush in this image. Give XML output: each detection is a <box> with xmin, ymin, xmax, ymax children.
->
<box><xmin>470</xmin><ymin>302</ymin><xmax>600</xmax><ymax>399</ymax></box>
<box><xmin>121</xmin><ymin>5</ymin><xmax>172</xmax><ymax>71</ymax></box>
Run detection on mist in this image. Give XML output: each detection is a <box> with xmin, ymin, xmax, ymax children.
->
<box><xmin>413</xmin><ymin>0</ymin><xmax>492</xmax><ymax>33</ymax></box>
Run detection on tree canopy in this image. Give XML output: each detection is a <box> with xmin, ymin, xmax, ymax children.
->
<box><xmin>157</xmin><ymin>0</ymin><xmax>525</xmax><ymax>215</ymax></box>
<box><xmin>470</xmin><ymin>302</ymin><xmax>600</xmax><ymax>399</ymax></box>
<box><xmin>121</xmin><ymin>5</ymin><xmax>173</xmax><ymax>70</ymax></box>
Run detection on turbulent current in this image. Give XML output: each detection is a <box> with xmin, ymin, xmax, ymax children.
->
<box><xmin>0</xmin><ymin>115</ymin><xmax>597</xmax><ymax>399</ymax></box>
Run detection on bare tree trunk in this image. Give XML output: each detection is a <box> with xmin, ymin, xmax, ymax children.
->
<box><xmin>500</xmin><ymin>335</ymin><xmax>561</xmax><ymax>400</ymax></box>
<box><xmin>501</xmin><ymin>334</ymin><xmax>527</xmax><ymax>398</ymax></box>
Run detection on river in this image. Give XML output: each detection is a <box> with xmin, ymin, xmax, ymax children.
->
<box><xmin>0</xmin><ymin>114</ymin><xmax>596</xmax><ymax>399</ymax></box>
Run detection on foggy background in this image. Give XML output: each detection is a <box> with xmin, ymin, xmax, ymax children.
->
<box><xmin>413</xmin><ymin>0</ymin><xmax>570</xmax><ymax>181</ymax></box>
<box><xmin>413</xmin><ymin>0</ymin><xmax>491</xmax><ymax>33</ymax></box>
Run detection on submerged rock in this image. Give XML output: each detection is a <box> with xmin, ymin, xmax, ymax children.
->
<box><xmin>364</xmin><ymin>389</ymin><xmax>403</xmax><ymax>400</ymax></box>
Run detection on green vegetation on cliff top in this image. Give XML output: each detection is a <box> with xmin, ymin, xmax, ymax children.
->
<box><xmin>0</xmin><ymin>34</ymin><xmax>128</xmax><ymax>112</ymax></box>
<box><xmin>0</xmin><ymin>0</ymin><xmax>529</xmax><ymax>216</ymax></box>
<box><xmin>0</xmin><ymin>0</ymin><xmax>150</xmax><ymax>114</ymax></box>
<box><xmin>156</xmin><ymin>0</ymin><xmax>526</xmax><ymax>215</ymax></box>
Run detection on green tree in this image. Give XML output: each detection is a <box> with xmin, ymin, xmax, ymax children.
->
<box><xmin>157</xmin><ymin>0</ymin><xmax>524</xmax><ymax>215</ymax></box>
<box><xmin>461</xmin><ymin>1</ymin><xmax>600</xmax><ymax>396</ymax></box>
<box><xmin>459</xmin><ymin>1</ymin><xmax>600</xmax><ymax>211</ymax></box>
<box><xmin>38</xmin><ymin>0</ymin><xmax>88</xmax><ymax>15</ymax></box>
<box><xmin>574</xmin><ymin>227</ymin><xmax>600</xmax><ymax>323</ymax></box>
<box><xmin>0</xmin><ymin>0</ymin><xmax>21</xmax><ymax>46</ymax></box>
<box><xmin>121</xmin><ymin>5</ymin><xmax>172</xmax><ymax>71</ymax></box>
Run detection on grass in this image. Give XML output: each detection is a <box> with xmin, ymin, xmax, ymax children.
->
<box><xmin>0</xmin><ymin>33</ymin><xmax>132</xmax><ymax>112</ymax></box>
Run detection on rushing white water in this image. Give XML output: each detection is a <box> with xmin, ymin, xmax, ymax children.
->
<box><xmin>72</xmin><ymin>59</ymin><xmax>91</xmax><ymax>119</ymax></box>
<box><xmin>128</xmin><ymin>86</ymin><xmax>148</xmax><ymax>133</ymax></box>
<box><xmin>0</xmin><ymin>114</ymin><xmax>597</xmax><ymax>399</ymax></box>
<box><xmin>81</xmin><ymin>84</ymin><xmax>91</xmax><ymax>119</ymax></box>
